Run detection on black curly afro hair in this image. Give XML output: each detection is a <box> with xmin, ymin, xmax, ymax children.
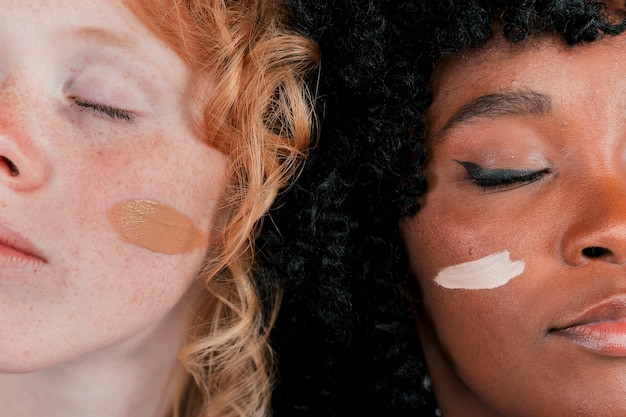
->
<box><xmin>255</xmin><ymin>1</ymin><xmax>626</xmax><ymax>416</ymax></box>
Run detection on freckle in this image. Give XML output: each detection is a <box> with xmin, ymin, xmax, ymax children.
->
<box><xmin>28</xmin><ymin>306</ymin><xmax>33</xmax><ymax>312</ymax></box>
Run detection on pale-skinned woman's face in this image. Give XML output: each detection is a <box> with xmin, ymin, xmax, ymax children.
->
<box><xmin>401</xmin><ymin>35</ymin><xmax>626</xmax><ymax>416</ymax></box>
<box><xmin>0</xmin><ymin>0</ymin><xmax>227</xmax><ymax>371</ymax></box>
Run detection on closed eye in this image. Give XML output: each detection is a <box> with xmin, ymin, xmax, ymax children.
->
<box><xmin>455</xmin><ymin>160</ymin><xmax>551</xmax><ymax>191</ymax></box>
<box><xmin>73</xmin><ymin>99</ymin><xmax>134</xmax><ymax>122</ymax></box>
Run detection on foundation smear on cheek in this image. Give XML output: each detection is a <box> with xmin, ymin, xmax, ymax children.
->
<box><xmin>107</xmin><ymin>200</ymin><xmax>205</xmax><ymax>254</ymax></box>
<box><xmin>434</xmin><ymin>250</ymin><xmax>525</xmax><ymax>290</ymax></box>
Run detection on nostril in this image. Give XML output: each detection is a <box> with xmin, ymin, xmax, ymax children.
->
<box><xmin>1</xmin><ymin>156</ymin><xmax>19</xmax><ymax>177</ymax></box>
<box><xmin>582</xmin><ymin>246</ymin><xmax>611</xmax><ymax>258</ymax></box>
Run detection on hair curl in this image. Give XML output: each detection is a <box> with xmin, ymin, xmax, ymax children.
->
<box><xmin>125</xmin><ymin>1</ymin><xmax>319</xmax><ymax>417</ymax></box>
<box><xmin>261</xmin><ymin>0</ymin><xmax>626</xmax><ymax>416</ymax></box>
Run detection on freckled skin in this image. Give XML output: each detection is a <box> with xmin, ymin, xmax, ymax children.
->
<box><xmin>401</xmin><ymin>35</ymin><xmax>626</xmax><ymax>417</ymax></box>
<box><xmin>0</xmin><ymin>0</ymin><xmax>228</xmax><ymax>374</ymax></box>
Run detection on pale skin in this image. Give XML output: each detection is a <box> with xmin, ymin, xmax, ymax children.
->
<box><xmin>0</xmin><ymin>1</ymin><xmax>228</xmax><ymax>416</ymax></box>
<box><xmin>402</xmin><ymin>34</ymin><xmax>626</xmax><ymax>417</ymax></box>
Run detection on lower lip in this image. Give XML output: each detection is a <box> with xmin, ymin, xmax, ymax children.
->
<box><xmin>555</xmin><ymin>321</ymin><xmax>626</xmax><ymax>356</ymax></box>
<box><xmin>0</xmin><ymin>243</ymin><xmax>43</xmax><ymax>268</ymax></box>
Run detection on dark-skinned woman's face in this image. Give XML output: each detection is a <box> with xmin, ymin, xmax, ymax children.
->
<box><xmin>401</xmin><ymin>34</ymin><xmax>626</xmax><ymax>417</ymax></box>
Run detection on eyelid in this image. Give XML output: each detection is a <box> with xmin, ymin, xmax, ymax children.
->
<box><xmin>455</xmin><ymin>159</ymin><xmax>551</xmax><ymax>190</ymax></box>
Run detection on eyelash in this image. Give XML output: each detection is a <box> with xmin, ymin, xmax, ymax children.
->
<box><xmin>73</xmin><ymin>99</ymin><xmax>134</xmax><ymax>122</ymax></box>
<box><xmin>455</xmin><ymin>160</ymin><xmax>551</xmax><ymax>191</ymax></box>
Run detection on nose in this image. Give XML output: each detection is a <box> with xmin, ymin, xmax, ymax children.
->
<box><xmin>561</xmin><ymin>177</ymin><xmax>626</xmax><ymax>266</ymax></box>
<box><xmin>0</xmin><ymin>76</ymin><xmax>51</xmax><ymax>192</ymax></box>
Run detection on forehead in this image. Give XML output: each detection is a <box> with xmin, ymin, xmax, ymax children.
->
<box><xmin>3</xmin><ymin>0</ymin><xmax>131</xmax><ymax>26</ymax></box>
<box><xmin>0</xmin><ymin>0</ymin><xmax>145</xmax><ymax>56</ymax></box>
<box><xmin>0</xmin><ymin>0</ymin><xmax>182</xmax><ymax>59</ymax></box>
<box><xmin>0</xmin><ymin>0</ymin><xmax>192</xmax><ymax>91</ymax></box>
<box><xmin>426</xmin><ymin>34</ymin><xmax>626</xmax><ymax>135</ymax></box>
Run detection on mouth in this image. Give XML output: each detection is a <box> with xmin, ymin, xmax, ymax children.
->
<box><xmin>0</xmin><ymin>223</ymin><xmax>46</xmax><ymax>267</ymax></box>
<box><xmin>551</xmin><ymin>297</ymin><xmax>626</xmax><ymax>357</ymax></box>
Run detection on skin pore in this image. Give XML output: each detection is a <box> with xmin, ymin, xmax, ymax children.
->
<box><xmin>401</xmin><ymin>34</ymin><xmax>626</xmax><ymax>417</ymax></box>
<box><xmin>0</xmin><ymin>1</ymin><xmax>228</xmax><ymax>416</ymax></box>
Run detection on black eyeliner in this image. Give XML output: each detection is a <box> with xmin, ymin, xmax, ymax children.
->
<box><xmin>455</xmin><ymin>160</ymin><xmax>550</xmax><ymax>189</ymax></box>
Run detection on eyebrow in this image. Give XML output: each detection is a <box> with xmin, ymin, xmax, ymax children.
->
<box><xmin>66</xmin><ymin>27</ymin><xmax>136</xmax><ymax>52</ymax></box>
<box><xmin>442</xmin><ymin>90</ymin><xmax>552</xmax><ymax>131</ymax></box>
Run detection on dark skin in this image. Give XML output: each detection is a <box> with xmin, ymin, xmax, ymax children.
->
<box><xmin>401</xmin><ymin>33</ymin><xmax>626</xmax><ymax>417</ymax></box>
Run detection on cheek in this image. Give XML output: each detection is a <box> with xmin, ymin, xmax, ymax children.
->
<box><xmin>402</xmin><ymin>202</ymin><xmax>533</xmax><ymax>292</ymax></box>
<box><xmin>402</xmin><ymin>209</ymin><xmax>487</xmax><ymax>289</ymax></box>
<box><xmin>401</xmin><ymin>208</ymin><xmax>536</xmax><ymax>347</ymax></box>
<box><xmin>51</xmin><ymin>128</ymin><xmax>228</xmax><ymax>297</ymax></box>
<box><xmin>63</xmin><ymin>128</ymin><xmax>228</xmax><ymax>242</ymax></box>
<box><xmin>402</xmin><ymin>209</ymin><xmax>545</xmax><ymax>354</ymax></box>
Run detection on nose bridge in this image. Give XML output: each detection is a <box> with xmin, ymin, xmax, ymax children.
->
<box><xmin>0</xmin><ymin>72</ymin><xmax>44</xmax><ymax>127</ymax></box>
<box><xmin>561</xmin><ymin>174</ymin><xmax>626</xmax><ymax>265</ymax></box>
<box><xmin>0</xmin><ymin>73</ymin><xmax>51</xmax><ymax>191</ymax></box>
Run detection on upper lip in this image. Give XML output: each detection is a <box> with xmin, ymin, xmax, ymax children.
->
<box><xmin>553</xmin><ymin>296</ymin><xmax>626</xmax><ymax>331</ymax></box>
<box><xmin>0</xmin><ymin>223</ymin><xmax>46</xmax><ymax>263</ymax></box>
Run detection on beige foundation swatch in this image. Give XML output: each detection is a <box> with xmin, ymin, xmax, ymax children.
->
<box><xmin>108</xmin><ymin>200</ymin><xmax>205</xmax><ymax>254</ymax></box>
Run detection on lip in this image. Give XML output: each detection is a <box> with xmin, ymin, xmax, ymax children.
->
<box><xmin>552</xmin><ymin>297</ymin><xmax>626</xmax><ymax>357</ymax></box>
<box><xmin>0</xmin><ymin>223</ymin><xmax>46</xmax><ymax>267</ymax></box>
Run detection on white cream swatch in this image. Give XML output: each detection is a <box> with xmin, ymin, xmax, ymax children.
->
<box><xmin>434</xmin><ymin>250</ymin><xmax>525</xmax><ymax>290</ymax></box>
